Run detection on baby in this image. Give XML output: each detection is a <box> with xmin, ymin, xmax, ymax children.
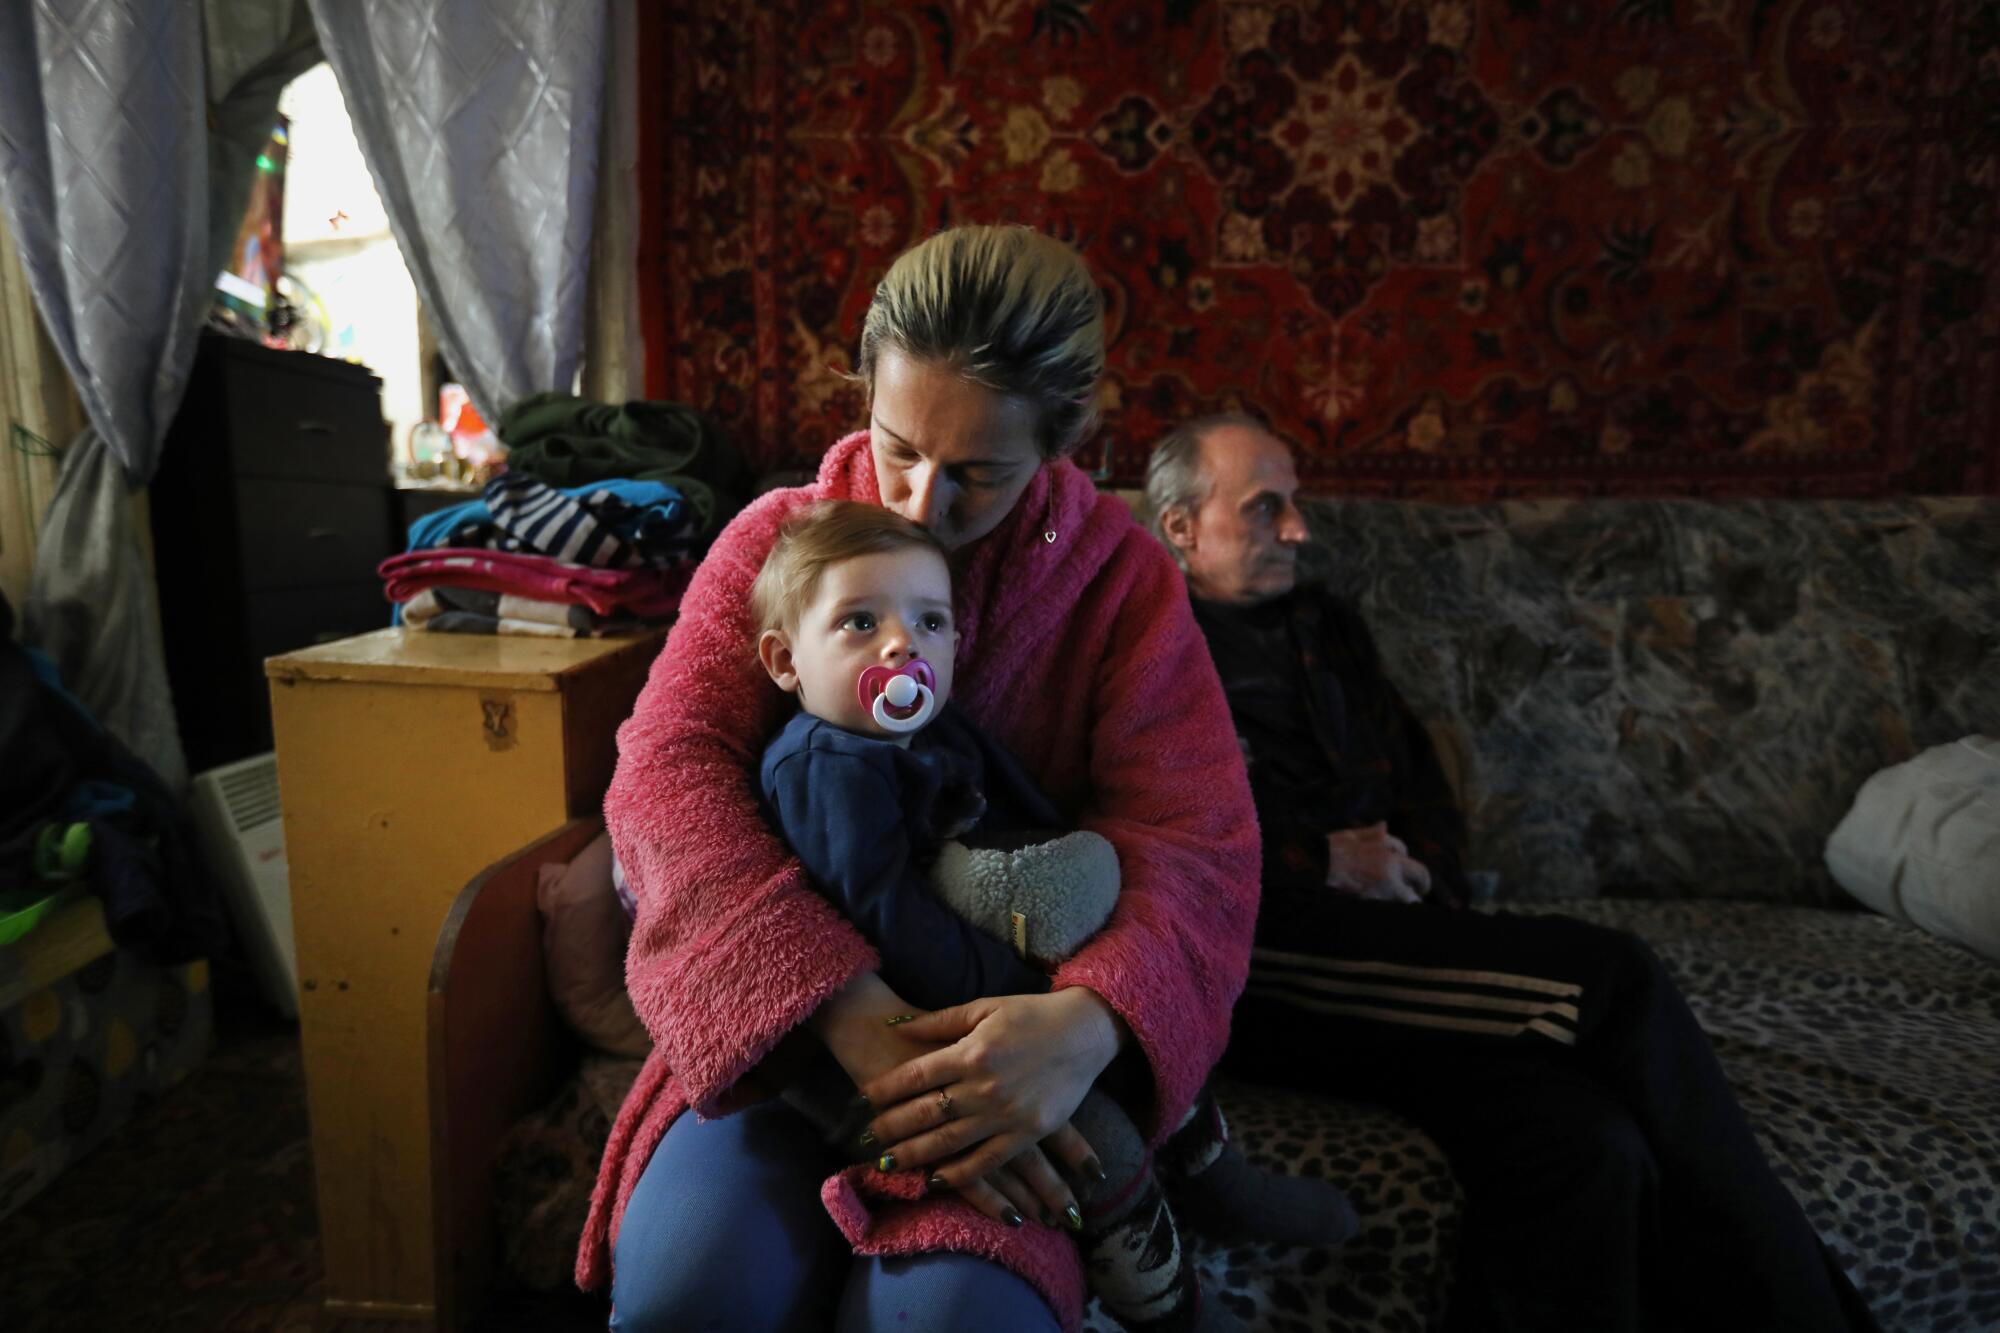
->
<box><xmin>751</xmin><ymin>500</ymin><xmax>1355</xmax><ymax>1333</ymax></box>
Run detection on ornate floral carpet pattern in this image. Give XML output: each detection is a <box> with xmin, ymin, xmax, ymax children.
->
<box><xmin>638</xmin><ymin>0</ymin><xmax>2000</xmax><ymax>497</ymax></box>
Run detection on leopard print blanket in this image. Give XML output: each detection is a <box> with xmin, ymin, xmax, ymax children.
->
<box><xmin>496</xmin><ymin>901</ymin><xmax>1998</xmax><ymax>1331</ymax></box>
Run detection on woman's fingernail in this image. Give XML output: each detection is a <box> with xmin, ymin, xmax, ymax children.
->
<box><xmin>857</xmin><ymin>1129</ymin><xmax>879</xmax><ymax>1153</ymax></box>
<box><xmin>847</xmin><ymin>1092</ymin><xmax>872</xmax><ymax>1111</ymax></box>
<box><xmin>1083</xmin><ymin>1156</ymin><xmax>1107</xmax><ymax>1183</ymax></box>
<box><xmin>926</xmin><ymin>1174</ymin><xmax>949</xmax><ymax>1194</ymax></box>
<box><xmin>884</xmin><ymin>1014</ymin><xmax>916</xmax><ymax>1026</ymax></box>
<box><xmin>876</xmin><ymin>1153</ymin><xmax>896</xmax><ymax>1173</ymax></box>
<box><xmin>1064</xmin><ymin>1202</ymin><xmax>1084</xmax><ymax>1232</ymax></box>
<box><xmin>1002</xmin><ymin>1207</ymin><xmax>1024</xmax><ymax>1228</ymax></box>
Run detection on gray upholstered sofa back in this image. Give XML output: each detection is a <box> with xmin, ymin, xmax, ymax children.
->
<box><xmin>1297</xmin><ymin>496</ymin><xmax>2000</xmax><ymax>905</ymax></box>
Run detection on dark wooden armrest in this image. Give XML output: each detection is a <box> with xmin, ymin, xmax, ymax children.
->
<box><xmin>427</xmin><ymin>816</ymin><xmax>601</xmax><ymax>1326</ymax></box>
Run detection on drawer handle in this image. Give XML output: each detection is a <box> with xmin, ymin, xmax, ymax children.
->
<box><xmin>306</xmin><ymin>527</ymin><xmax>340</xmax><ymax>541</ymax></box>
<box><xmin>297</xmin><ymin>419</ymin><xmax>335</xmax><ymax>436</ymax></box>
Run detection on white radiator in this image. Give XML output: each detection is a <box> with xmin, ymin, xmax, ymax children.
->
<box><xmin>188</xmin><ymin>753</ymin><xmax>297</xmax><ymax>1018</ymax></box>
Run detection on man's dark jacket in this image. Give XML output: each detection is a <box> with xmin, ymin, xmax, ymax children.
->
<box><xmin>1191</xmin><ymin>584</ymin><xmax>1470</xmax><ymax>910</ymax></box>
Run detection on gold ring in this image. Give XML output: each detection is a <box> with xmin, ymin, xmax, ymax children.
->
<box><xmin>937</xmin><ymin>1089</ymin><xmax>954</xmax><ymax>1118</ymax></box>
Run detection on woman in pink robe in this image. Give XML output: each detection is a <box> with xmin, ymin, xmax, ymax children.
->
<box><xmin>580</xmin><ymin>226</ymin><xmax>1260</xmax><ymax>1331</ymax></box>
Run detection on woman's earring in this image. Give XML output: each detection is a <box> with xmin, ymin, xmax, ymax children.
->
<box><xmin>1043</xmin><ymin>484</ymin><xmax>1057</xmax><ymax>544</ymax></box>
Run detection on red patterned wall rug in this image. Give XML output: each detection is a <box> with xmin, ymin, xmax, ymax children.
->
<box><xmin>635</xmin><ymin>1</ymin><xmax>2000</xmax><ymax>498</ymax></box>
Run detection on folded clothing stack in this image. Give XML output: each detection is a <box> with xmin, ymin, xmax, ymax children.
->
<box><xmin>386</xmin><ymin>391</ymin><xmax>754</xmax><ymax>638</ymax></box>
<box><xmin>386</xmin><ymin>471</ymin><xmax>705</xmax><ymax>637</ymax></box>
<box><xmin>381</xmin><ymin>548</ymin><xmax>694</xmax><ymax>638</ymax></box>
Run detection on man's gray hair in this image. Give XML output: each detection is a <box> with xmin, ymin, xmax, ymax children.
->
<box><xmin>1143</xmin><ymin>412</ymin><xmax>1269</xmax><ymax>565</ymax></box>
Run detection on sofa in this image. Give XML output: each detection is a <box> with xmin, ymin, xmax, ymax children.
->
<box><xmin>466</xmin><ymin>492</ymin><xmax>1999</xmax><ymax>1331</ymax></box>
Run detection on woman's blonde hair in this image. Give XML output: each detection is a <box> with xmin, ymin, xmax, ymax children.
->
<box><xmin>858</xmin><ymin>225</ymin><xmax>1105</xmax><ymax>458</ymax></box>
<box><xmin>751</xmin><ymin>500</ymin><xmax>950</xmax><ymax>636</ymax></box>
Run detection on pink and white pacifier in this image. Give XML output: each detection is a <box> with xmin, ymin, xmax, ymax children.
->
<box><xmin>857</xmin><ymin>658</ymin><xmax>938</xmax><ymax>735</ymax></box>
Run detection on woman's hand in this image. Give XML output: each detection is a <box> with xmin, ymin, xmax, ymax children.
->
<box><xmin>857</xmin><ymin>988</ymin><xmax>1123</xmax><ymax>1190</ymax></box>
<box><xmin>813</xmin><ymin>974</ymin><xmax>1101</xmax><ymax>1229</ymax></box>
<box><xmin>957</xmin><ymin>1148</ymin><xmax>1091</xmax><ymax>1233</ymax></box>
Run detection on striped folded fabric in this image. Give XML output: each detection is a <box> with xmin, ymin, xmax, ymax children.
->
<box><xmin>480</xmin><ymin>472</ymin><xmax>693</xmax><ymax>567</ymax></box>
<box><xmin>401</xmin><ymin>474</ymin><xmax>693</xmax><ymax>569</ymax></box>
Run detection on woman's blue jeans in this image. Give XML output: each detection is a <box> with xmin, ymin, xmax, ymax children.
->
<box><xmin>609</xmin><ymin>1097</ymin><xmax>1061</xmax><ymax>1332</ymax></box>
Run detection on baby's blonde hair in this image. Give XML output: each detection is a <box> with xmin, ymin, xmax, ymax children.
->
<box><xmin>751</xmin><ymin>500</ymin><xmax>950</xmax><ymax>636</ymax></box>
<box><xmin>858</xmin><ymin>225</ymin><xmax>1105</xmax><ymax>458</ymax></box>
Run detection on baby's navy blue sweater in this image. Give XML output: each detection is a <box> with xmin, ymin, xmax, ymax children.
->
<box><xmin>759</xmin><ymin>706</ymin><xmax>1060</xmax><ymax>1011</ymax></box>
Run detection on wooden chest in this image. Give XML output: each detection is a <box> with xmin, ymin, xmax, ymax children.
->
<box><xmin>266</xmin><ymin>628</ymin><xmax>660</xmax><ymax>1325</ymax></box>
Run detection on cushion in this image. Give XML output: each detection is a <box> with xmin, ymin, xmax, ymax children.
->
<box><xmin>1824</xmin><ymin>736</ymin><xmax>2000</xmax><ymax>962</ymax></box>
<box><xmin>535</xmin><ymin>832</ymin><xmax>651</xmax><ymax>1058</ymax></box>
<box><xmin>1299</xmin><ymin>495</ymin><xmax>2000</xmax><ymax>905</ymax></box>
<box><xmin>1178</xmin><ymin>900</ymin><xmax>2000</xmax><ymax>1333</ymax></box>
<box><xmin>1084</xmin><ymin>1082</ymin><xmax>1459</xmax><ymax>1333</ymax></box>
<box><xmin>1526</xmin><ymin>898</ymin><xmax>2000</xmax><ymax>1332</ymax></box>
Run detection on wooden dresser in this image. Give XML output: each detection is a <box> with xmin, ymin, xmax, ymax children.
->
<box><xmin>265</xmin><ymin>628</ymin><xmax>661</xmax><ymax>1326</ymax></box>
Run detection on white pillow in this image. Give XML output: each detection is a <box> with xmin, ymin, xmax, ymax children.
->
<box><xmin>1825</xmin><ymin>736</ymin><xmax>2000</xmax><ymax>962</ymax></box>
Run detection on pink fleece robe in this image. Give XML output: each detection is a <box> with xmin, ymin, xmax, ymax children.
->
<box><xmin>576</xmin><ymin>432</ymin><xmax>1260</xmax><ymax>1327</ymax></box>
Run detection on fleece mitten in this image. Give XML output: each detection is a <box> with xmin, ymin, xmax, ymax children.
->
<box><xmin>930</xmin><ymin>829</ymin><xmax>1121</xmax><ymax>963</ymax></box>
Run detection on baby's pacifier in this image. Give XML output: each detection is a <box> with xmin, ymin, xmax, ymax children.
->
<box><xmin>857</xmin><ymin>658</ymin><xmax>938</xmax><ymax>734</ymax></box>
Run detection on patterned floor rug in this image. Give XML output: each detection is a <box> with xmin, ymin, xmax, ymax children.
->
<box><xmin>0</xmin><ymin>993</ymin><xmax>606</xmax><ymax>1332</ymax></box>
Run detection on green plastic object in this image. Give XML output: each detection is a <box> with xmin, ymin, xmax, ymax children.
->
<box><xmin>35</xmin><ymin>821</ymin><xmax>93</xmax><ymax>882</ymax></box>
<box><xmin>0</xmin><ymin>824</ymin><xmax>93</xmax><ymax>947</ymax></box>
<box><xmin>0</xmin><ymin>884</ymin><xmax>74</xmax><ymax>947</ymax></box>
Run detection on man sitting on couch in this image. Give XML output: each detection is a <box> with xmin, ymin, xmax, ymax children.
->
<box><xmin>1145</xmin><ymin>415</ymin><xmax>1880</xmax><ymax>1333</ymax></box>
